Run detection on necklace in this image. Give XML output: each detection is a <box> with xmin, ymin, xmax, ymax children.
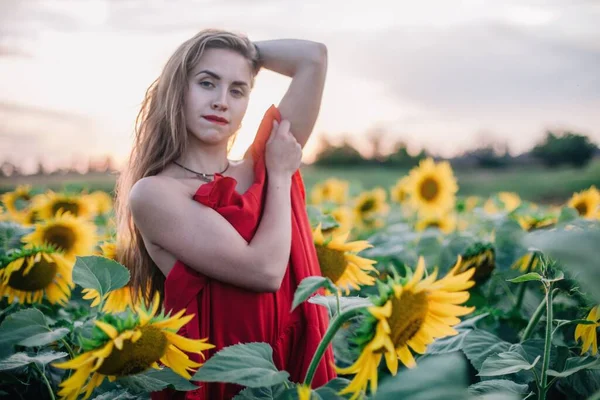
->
<box><xmin>173</xmin><ymin>160</ymin><xmax>230</xmax><ymax>182</ymax></box>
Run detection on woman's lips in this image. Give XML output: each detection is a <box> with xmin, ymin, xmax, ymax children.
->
<box><xmin>203</xmin><ymin>116</ymin><xmax>228</xmax><ymax>125</ymax></box>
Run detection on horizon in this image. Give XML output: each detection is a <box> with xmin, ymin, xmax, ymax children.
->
<box><xmin>1</xmin><ymin>0</ymin><xmax>599</xmax><ymax>174</ymax></box>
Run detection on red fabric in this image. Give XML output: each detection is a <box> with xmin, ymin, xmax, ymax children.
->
<box><xmin>151</xmin><ymin>105</ymin><xmax>336</xmax><ymax>400</ymax></box>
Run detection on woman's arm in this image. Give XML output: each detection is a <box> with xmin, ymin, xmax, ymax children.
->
<box><xmin>254</xmin><ymin>39</ymin><xmax>328</xmax><ymax>149</ymax></box>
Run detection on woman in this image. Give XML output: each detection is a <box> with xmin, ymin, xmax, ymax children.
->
<box><xmin>113</xmin><ymin>29</ymin><xmax>335</xmax><ymax>398</ymax></box>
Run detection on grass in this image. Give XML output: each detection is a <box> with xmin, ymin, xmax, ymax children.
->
<box><xmin>1</xmin><ymin>160</ymin><xmax>599</xmax><ymax>205</ymax></box>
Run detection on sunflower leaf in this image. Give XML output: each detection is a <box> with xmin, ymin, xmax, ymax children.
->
<box><xmin>192</xmin><ymin>342</ymin><xmax>289</xmax><ymax>388</ymax></box>
<box><xmin>0</xmin><ymin>308</ymin><xmax>49</xmax><ymax>347</ymax></box>
<box><xmin>292</xmin><ymin>276</ymin><xmax>335</xmax><ymax>311</ymax></box>
<box><xmin>478</xmin><ymin>351</ymin><xmax>540</xmax><ymax>377</ymax></box>
<box><xmin>232</xmin><ymin>384</ymin><xmax>288</xmax><ymax>399</ymax></box>
<box><xmin>73</xmin><ymin>255</ymin><xmax>130</xmax><ymax>299</ymax></box>
<box><xmin>547</xmin><ymin>356</ymin><xmax>600</xmax><ymax>378</ymax></box>
<box><xmin>462</xmin><ymin>329</ymin><xmax>511</xmax><ymax>372</ymax></box>
<box><xmin>18</xmin><ymin>327</ymin><xmax>70</xmax><ymax>347</ymax></box>
<box><xmin>372</xmin><ymin>353</ymin><xmax>469</xmax><ymax>400</ymax></box>
<box><xmin>522</xmin><ymin>227</ymin><xmax>600</xmax><ymax>303</ymax></box>
<box><xmin>308</xmin><ymin>295</ymin><xmax>373</xmax><ymax>316</ymax></box>
<box><xmin>468</xmin><ymin>379</ymin><xmax>530</xmax><ymax>396</ymax></box>
<box><xmin>0</xmin><ymin>351</ymin><xmax>67</xmax><ymax>370</ymax></box>
<box><xmin>507</xmin><ymin>273</ymin><xmax>543</xmax><ymax>283</ymax></box>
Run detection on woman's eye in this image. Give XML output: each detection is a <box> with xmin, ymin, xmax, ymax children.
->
<box><xmin>199</xmin><ymin>81</ymin><xmax>213</xmax><ymax>88</ymax></box>
<box><xmin>231</xmin><ymin>89</ymin><xmax>244</xmax><ymax>96</ymax></box>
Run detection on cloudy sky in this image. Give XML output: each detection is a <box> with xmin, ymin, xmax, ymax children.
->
<box><xmin>1</xmin><ymin>0</ymin><xmax>599</xmax><ymax>172</ymax></box>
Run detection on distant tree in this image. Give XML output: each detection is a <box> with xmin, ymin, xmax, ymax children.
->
<box><xmin>382</xmin><ymin>140</ymin><xmax>426</xmax><ymax>167</ymax></box>
<box><xmin>313</xmin><ymin>136</ymin><xmax>368</xmax><ymax>166</ymax></box>
<box><xmin>532</xmin><ymin>131</ymin><xmax>597</xmax><ymax>168</ymax></box>
<box><xmin>468</xmin><ymin>143</ymin><xmax>512</xmax><ymax>168</ymax></box>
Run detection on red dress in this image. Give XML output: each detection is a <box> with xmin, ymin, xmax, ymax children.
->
<box><xmin>152</xmin><ymin>105</ymin><xmax>336</xmax><ymax>399</ymax></box>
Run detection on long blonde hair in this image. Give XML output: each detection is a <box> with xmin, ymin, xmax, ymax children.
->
<box><xmin>114</xmin><ymin>29</ymin><xmax>261</xmax><ymax>304</ymax></box>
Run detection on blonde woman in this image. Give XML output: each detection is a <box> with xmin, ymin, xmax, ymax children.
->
<box><xmin>114</xmin><ymin>29</ymin><xmax>334</xmax><ymax>398</ymax></box>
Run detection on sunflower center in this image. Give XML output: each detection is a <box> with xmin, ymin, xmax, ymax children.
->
<box><xmin>8</xmin><ymin>256</ymin><xmax>57</xmax><ymax>291</ymax></box>
<box><xmin>388</xmin><ymin>291</ymin><xmax>428</xmax><ymax>347</ymax></box>
<box><xmin>360</xmin><ymin>198</ymin><xmax>375</xmax><ymax>213</ymax></box>
<box><xmin>43</xmin><ymin>225</ymin><xmax>76</xmax><ymax>253</ymax></box>
<box><xmin>574</xmin><ymin>201</ymin><xmax>588</xmax><ymax>216</ymax></box>
<box><xmin>97</xmin><ymin>326</ymin><xmax>168</xmax><ymax>376</ymax></box>
<box><xmin>52</xmin><ymin>201</ymin><xmax>80</xmax><ymax>217</ymax></box>
<box><xmin>419</xmin><ymin>177</ymin><xmax>439</xmax><ymax>201</ymax></box>
<box><xmin>315</xmin><ymin>244</ymin><xmax>347</xmax><ymax>284</ymax></box>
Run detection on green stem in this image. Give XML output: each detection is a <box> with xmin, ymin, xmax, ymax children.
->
<box><xmin>33</xmin><ymin>363</ymin><xmax>56</xmax><ymax>400</ymax></box>
<box><xmin>521</xmin><ymin>297</ymin><xmax>546</xmax><ymax>342</ymax></box>
<box><xmin>512</xmin><ymin>253</ymin><xmax>537</xmax><ymax>314</ymax></box>
<box><xmin>336</xmin><ymin>291</ymin><xmax>341</xmax><ymax>316</ymax></box>
<box><xmin>303</xmin><ymin>307</ymin><xmax>366</xmax><ymax>386</ymax></box>
<box><xmin>538</xmin><ymin>283</ymin><xmax>553</xmax><ymax>400</ymax></box>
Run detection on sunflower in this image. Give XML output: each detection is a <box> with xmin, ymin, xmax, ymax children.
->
<box><xmin>297</xmin><ymin>384</ymin><xmax>314</xmax><ymax>400</ymax></box>
<box><xmin>85</xmin><ymin>190</ymin><xmax>114</xmax><ymax>215</ymax></box>
<box><xmin>21</xmin><ymin>210</ymin><xmax>98</xmax><ymax>260</ymax></box>
<box><xmin>516</xmin><ymin>214</ymin><xmax>556</xmax><ymax>232</ymax></box>
<box><xmin>484</xmin><ymin>192</ymin><xmax>522</xmax><ymax>214</ymax></box>
<box><xmin>511</xmin><ymin>252</ymin><xmax>539</xmax><ymax>273</ymax></box>
<box><xmin>415</xmin><ymin>213</ymin><xmax>456</xmax><ymax>234</ymax></box>
<box><xmin>390</xmin><ymin>176</ymin><xmax>409</xmax><ymax>204</ymax></box>
<box><xmin>1</xmin><ymin>184</ymin><xmax>33</xmax><ymax>220</ymax></box>
<box><xmin>36</xmin><ymin>191</ymin><xmax>95</xmax><ymax>220</ymax></box>
<box><xmin>0</xmin><ymin>245</ymin><xmax>74</xmax><ymax>305</ymax></box>
<box><xmin>463</xmin><ymin>196</ymin><xmax>481</xmax><ymax>212</ymax></box>
<box><xmin>456</xmin><ymin>242</ymin><xmax>495</xmax><ymax>285</ymax></box>
<box><xmin>405</xmin><ymin>158</ymin><xmax>458</xmax><ymax>216</ymax></box>
<box><xmin>574</xmin><ymin>305</ymin><xmax>599</xmax><ymax>356</ymax></box>
<box><xmin>313</xmin><ymin>224</ymin><xmax>377</xmax><ymax>294</ymax></box>
<box><xmin>323</xmin><ymin>206</ymin><xmax>355</xmax><ymax>236</ymax></box>
<box><xmin>81</xmin><ymin>242</ymin><xmax>140</xmax><ymax>313</ymax></box>
<box><xmin>353</xmin><ymin>188</ymin><xmax>389</xmax><ymax>229</ymax></box>
<box><xmin>567</xmin><ymin>186</ymin><xmax>600</xmax><ymax>219</ymax></box>
<box><xmin>310</xmin><ymin>178</ymin><xmax>350</xmax><ymax>205</ymax></box>
<box><xmin>337</xmin><ymin>256</ymin><xmax>475</xmax><ymax>399</ymax></box>
<box><xmin>53</xmin><ymin>293</ymin><xmax>215</xmax><ymax>400</ymax></box>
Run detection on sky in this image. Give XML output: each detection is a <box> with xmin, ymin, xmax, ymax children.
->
<box><xmin>0</xmin><ymin>0</ymin><xmax>599</xmax><ymax>173</ymax></box>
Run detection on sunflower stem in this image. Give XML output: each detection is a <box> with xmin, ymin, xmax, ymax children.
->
<box><xmin>303</xmin><ymin>306</ymin><xmax>367</xmax><ymax>386</ymax></box>
<box><xmin>32</xmin><ymin>363</ymin><xmax>56</xmax><ymax>400</ymax></box>
<box><xmin>336</xmin><ymin>291</ymin><xmax>341</xmax><ymax>316</ymax></box>
<box><xmin>538</xmin><ymin>282</ymin><xmax>553</xmax><ymax>400</ymax></box>
<box><xmin>521</xmin><ymin>297</ymin><xmax>546</xmax><ymax>342</ymax></box>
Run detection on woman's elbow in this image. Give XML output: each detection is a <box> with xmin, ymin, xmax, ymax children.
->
<box><xmin>260</xmin><ymin>264</ymin><xmax>286</xmax><ymax>293</ymax></box>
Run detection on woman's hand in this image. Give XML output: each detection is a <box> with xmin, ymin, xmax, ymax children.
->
<box><xmin>265</xmin><ymin>119</ymin><xmax>302</xmax><ymax>180</ymax></box>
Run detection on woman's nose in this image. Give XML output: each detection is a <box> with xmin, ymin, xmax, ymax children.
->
<box><xmin>211</xmin><ymin>90</ymin><xmax>228</xmax><ymax>111</ymax></box>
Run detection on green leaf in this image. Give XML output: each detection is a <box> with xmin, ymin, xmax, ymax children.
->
<box><xmin>372</xmin><ymin>353</ymin><xmax>469</xmax><ymax>400</ymax></box>
<box><xmin>462</xmin><ymin>330</ymin><xmax>511</xmax><ymax>371</ymax></box>
<box><xmin>72</xmin><ymin>256</ymin><xmax>130</xmax><ymax>299</ymax></box>
<box><xmin>0</xmin><ymin>221</ymin><xmax>33</xmax><ymax>257</ymax></box>
<box><xmin>232</xmin><ymin>384</ymin><xmax>288</xmax><ymax>399</ymax></box>
<box><xmin>192</xmin><ymin>342</ymin><xmax>289</xmax><ymax>388</ymax></box>
<box><xmin>478</xmin><ymin>351</ymin><xmax>540</xmax><ymax>377</ymax></box>
<box><xmin>142</xmin><ymin>367</ymin><xmax>199</xmax><ymax>391</ymax></box>
<box><xmin>307</xmin><ymin>206</ymin><xmax>340</xmax><ymax>231</ymax></box>
<box><xmin>523</xmin><ymin>227</ymin><xmax>600</xmax><ymax>303</ymax></box>
<box><xmin>468</xmin><ymin>380</ymin><xmax>530</xmax><ymax>396</ymax></box>
<box><xmin>547</xmin><ymin>356</ymin><xmax>600</xmax><ymax>378</ymax></box>
<box><xmin>308</xmin><ymin>295</ymin><xmax>372</xmax><ymax>316</ymax></box>
<box><xmin>315</xmin><ymin>378</ymin><xmax>352</xmax><ymax>399</ymax></box>
<box><xmin>0</xmin><ymin>351</ymin><xmax>67</xmax><ymax>370</ymax></box>
<box><xmin>90</xmin><ymin>390</ymin><xmax>143</xmax><ymax>400</ymax></box>
<box><xmin>19</xmin><ymin>327</ymin><xmax>70</xmax><ymax>347</ymax></box>
<box><xmin>556</xmin><ymin>207</ymin><xmax>579</xmax><ymax>225</ymax></box>
<box><xmin>292</xmin><ymin>277</ymin><xmax>334</xmax><ymax>311</ymax></box>
<box><xmin>0</xmin><ymin>308</ymin><xmax>49</xmax><ymax>346</ymax></box>
<box><xmin>507</xmin><ymin>273</ymin><xmax>543</xmax><ymax>283</ymax></box>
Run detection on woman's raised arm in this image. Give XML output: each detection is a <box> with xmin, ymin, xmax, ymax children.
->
<box><xmin>254</xmin><ymin>39</ymin><xmax>328</xmax><ymax>149</ymax></box>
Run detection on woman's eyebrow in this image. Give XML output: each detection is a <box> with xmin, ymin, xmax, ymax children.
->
<box><xmin>196</xmin><ymin>69</ymin><xmax>249</xmax><ymax>87</ymax></box>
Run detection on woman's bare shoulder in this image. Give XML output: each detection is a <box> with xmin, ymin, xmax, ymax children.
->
<box><xmin>129</xmin><ymin>175</ymin><xmax>196</xmax><ymax>209</ymax></box>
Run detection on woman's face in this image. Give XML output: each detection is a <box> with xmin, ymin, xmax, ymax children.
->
<box><xmin>184</xmin><ymin>48</ymin><xmax>252</xmax><ymax>145</ymax></box>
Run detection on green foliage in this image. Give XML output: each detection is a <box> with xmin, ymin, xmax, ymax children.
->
<box><xmin>532</xmin><ymin>131</ymin><xmax>597</xmax><ymax>168</ymax></box>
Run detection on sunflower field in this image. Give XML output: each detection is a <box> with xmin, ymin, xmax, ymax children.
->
<box><xmin>0</xmin><ymin>158</ymin><xmax>599</xmax><ymax>400</ymax></box>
